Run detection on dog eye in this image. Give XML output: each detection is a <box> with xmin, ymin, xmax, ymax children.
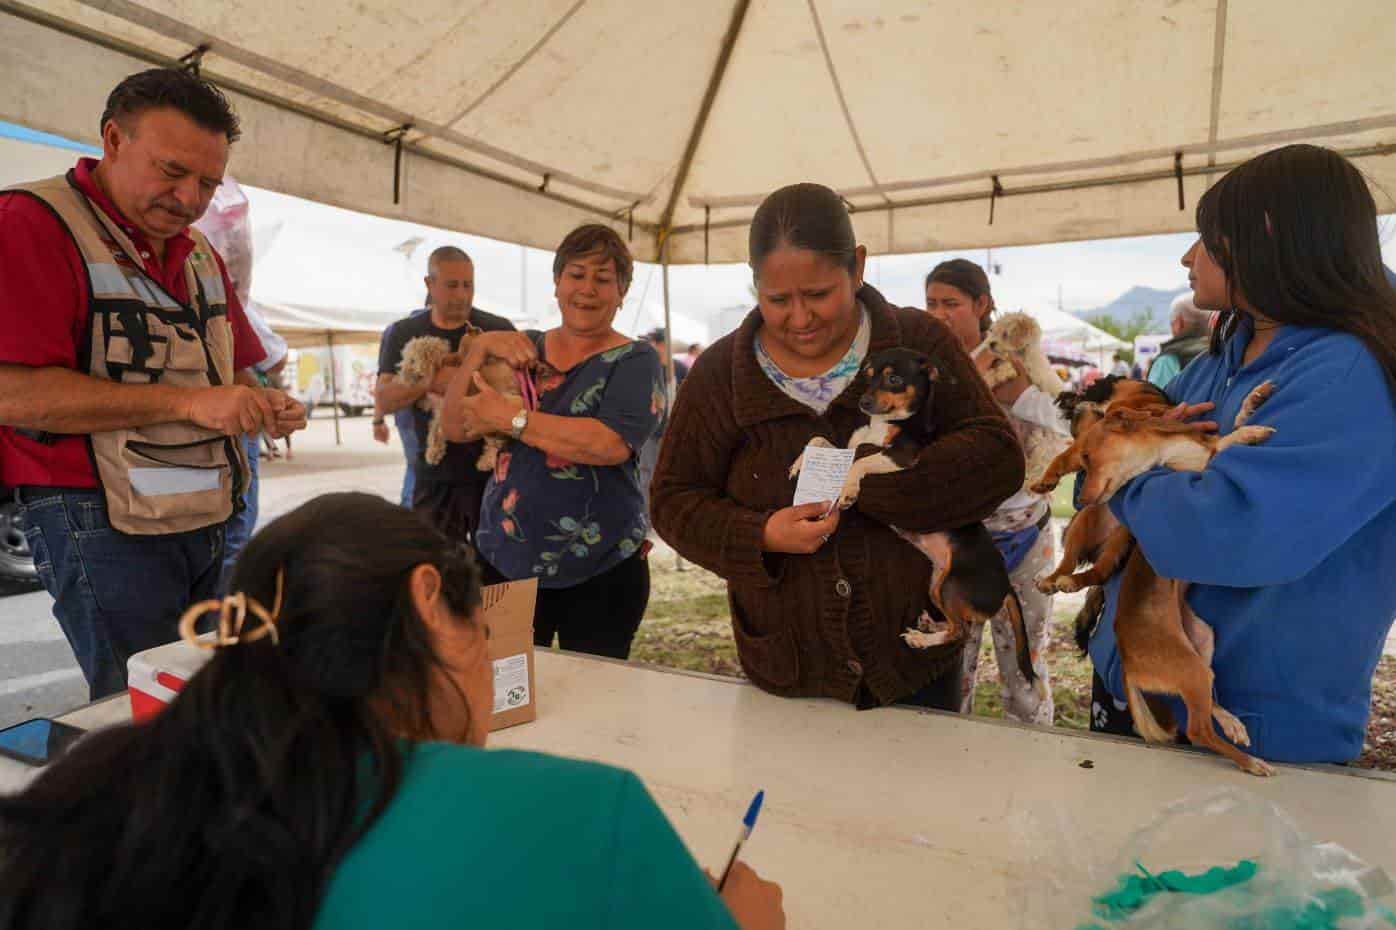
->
<box><xmin>888</xmin><ymin>374</ymin><xmax>903</xmax><ymax>387</ymax></box>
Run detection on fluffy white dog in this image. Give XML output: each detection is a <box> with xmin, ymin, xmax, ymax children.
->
<box><xmin>972</xmin><ymin>313</ymin><xmax>1069</xmax><ymax>494</ymax></box>
<box><xmin>395</xmin><ymin>335</ymin><xmax>455</xmax><ymax>466</ymax></box>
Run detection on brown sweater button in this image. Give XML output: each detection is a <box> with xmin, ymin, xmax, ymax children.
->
<box><xmin>834</xmin><ymin>578</ymin><xmax>852</xmax><ymax>598</ymax></box>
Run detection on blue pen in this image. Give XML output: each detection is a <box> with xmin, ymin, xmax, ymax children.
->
<box><xmin>717</xmin><ymin>790</ymin><xmax>764</xmax><ymax>893</ymax></box>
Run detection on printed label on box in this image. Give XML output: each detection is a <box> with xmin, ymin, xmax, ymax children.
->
<box><xmin>493</xmin><ymin>653</ymin><xmax>530</xmax><ymax>714</ymax></box>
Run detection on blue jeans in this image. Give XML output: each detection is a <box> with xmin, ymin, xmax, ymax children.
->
<box><xmin>19</xmin><ymin>488</ymin><xmax>225</xmax><ymax>700</ymax></box>
<box><xmin>220</xmin><ymin>434</ymin><xmax>261</xmax><ymax>590</ymax></box>
<box><xmin>395</xmin><ymin>411</ymin><xmax>420</xmax><ymax>509</ymax></box>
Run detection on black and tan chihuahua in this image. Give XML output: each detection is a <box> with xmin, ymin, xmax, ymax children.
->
<box><xmin>790</xmin><ymin>347</ymin><xmax>1044</xmax><ymax>697</ymax></box>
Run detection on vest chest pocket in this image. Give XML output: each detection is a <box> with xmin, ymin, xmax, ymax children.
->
<box><xmin>103</xmin><ymin>317</ymin><xmax>206</xmax><ymax>382</ymax></box>
<box><xmin>121</xmin><ymin>437</ymin><xmax>229</xmax><ymax>508</ymax></box>
<box><xmin>164</xmin><ymin>323</ymin><xmax>210</xmax><ymax>371</ymax></box>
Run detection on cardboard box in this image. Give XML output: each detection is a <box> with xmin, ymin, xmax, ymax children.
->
<box><xmin>482</xmin><ymin>578</ymin><xmax>538</xmax><ymax>731</ymax></box>
<box><xmin>129</xmin><ymin>578</ymin><xmax>538</xmax><ymax>733</ymax></box>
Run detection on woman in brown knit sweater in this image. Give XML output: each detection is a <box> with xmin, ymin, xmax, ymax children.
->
<box><xmin>651</xmin><ymin>184</ymin><xmax>1024</xmax><ymax>709</ymax></box>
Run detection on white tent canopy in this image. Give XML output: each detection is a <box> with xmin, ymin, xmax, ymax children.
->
<box><xmin>1024</xmin><ymin>305</ymin><xmax>1129</xmax><ymax>355</ymax></box>
<box><xmin>3</xmin><ymin>0</ymin><xmax>1394</xmax><ymax>266</ymax></box>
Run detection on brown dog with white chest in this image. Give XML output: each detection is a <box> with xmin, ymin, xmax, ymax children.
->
<box><xmin>1030</xmin><ymin>375</ymin><xmax>1278</xmax><ymax>775</ymax></box>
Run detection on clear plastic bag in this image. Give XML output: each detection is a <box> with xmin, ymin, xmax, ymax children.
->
<box><xmin>192</xmin><ymin>176</ymin><xmax>286</xmax><ymax>370</ymax></box>
<box><xmin>192</xmin><ymin>176</ymin><xmax>253</xmax><ymax>309</ymax></box>
<box><xmin>1014</xmin><ymin>788</ymin><xmax>1394</xmax><ymax>929</ymax></box>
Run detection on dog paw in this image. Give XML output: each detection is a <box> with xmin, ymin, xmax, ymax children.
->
<box><xmin>1035</xmin><ymin>574</ymin><xmax>1059</xmax><ymax>594</ymax></box>
<box><xmin>1235</xmin><ymin>380</ymin><xmax>1276</xmax><ymax>426</ymax></box>
<box><xmin>837</xmin><ymin>488</ymin><xmax>860</xmax><ymax>510</ymax></box>
<box><xmin>1053</xmin><ymin>575</ymin><xmax>1085</xmax><ymax>594</ymax></box>
<box><xmin>1240</xmin><ymin>755</ymin><xmax>1276</xmax><ymax>777</ymax></box>
<box><xmin>1234</xmin><ymin>425</ymin><xmax>1276</xmax><ymax>445</ymax></box>
<box><xmin>1212</xmin><ymin>707</ymin><xmax>1252</xmax><ymax>746</ymax></box>
<box><xmin>1028</xmin><ymin>479</ymin><xmax>1057</xmax><ymax>495</ymax></box>
<box><xmin>902</xmin><ymin>626</ymin><xmax>953</xmax><ymax>650</ymax></box>
<box><xmin>788</xmin><ymin>458</ymin><xmax>804</xmax><ymax>480</ymax></box>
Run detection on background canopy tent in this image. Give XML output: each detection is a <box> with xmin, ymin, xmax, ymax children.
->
<box><xmin>2</xmin><ymin>0</ymin><xmax>1394</xmax><ymax>269</ymax></box>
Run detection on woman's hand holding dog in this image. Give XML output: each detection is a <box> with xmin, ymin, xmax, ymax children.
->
<box><xmin>762</xmin><ymin>502</ymin><xmax>840</xmax><ymax>554</ymax></box>
<box><xmin>1163</xmin><ymin>399</ymin><xmax>1219</xmax><ymax>432</ymax></box>
<box><xmin>990</xmin><ymin>356</ymin><xmax>1031</xmax><ymax>405</ymax></box>
<box><xmin>453</xmin><ymin>372</ymin><xmax>521</xmax><ymax>441</ymax></box>
<box><xmin>466</xmin><ymin>331</ymin><xmax>538</xmax><ymax>370</ymax></box>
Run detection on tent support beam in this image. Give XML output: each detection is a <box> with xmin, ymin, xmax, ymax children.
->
<box><xmin>661</xmin><ymin>236</ymin><xmax>676</xmax><ymax>417</ymax></box>
<box><xmin>0</xmin><ymin>2</ymin><xmax>656</xmax><ymax>231</ymax></box>
<box><xmin>671</xmin><ymin>140</ymin><xmax>1396</xmax><ymax>239</ymax></box>
<box><xmin>1206</xmin><ymin>0</ymin><xmax>1230</xmax><ymax>167</ymax></box>
<box><xmin>327</xmin><ymin>330</ymin><xmax>342</xmax><ymax>447</ymax></box>
<box><xmin>656</xmin><ymin>0</ymin><xmax>752</xmax><ymax>241</ymax></box>
<box><xmin>66</xmin><ymin>0</ymin><xmax>646</xmax><ymax>204</ymax></box>
<box><xmin>688</xmin><ymin>111</ymin><xmax>1396</xmax><ymax>210</ymax></box>
<box><xmin>804</xmin><ymin>0</ymin><xmax>889</xmax><ymax>205</ymax></box>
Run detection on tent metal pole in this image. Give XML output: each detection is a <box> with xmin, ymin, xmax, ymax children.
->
<box><xmin>327</xmin><ymin>331</ymin><xmax>342</xmax><ymax>446</ymax></box>
<box><xmin>659</xmin><ymin>234</ymin><xmax>685</xmax><ymax>573</ymax></box>
<box><xmin>661</xmin><ymin>234</ymin><xmax>676</xmax><ymax>404</ymax></box>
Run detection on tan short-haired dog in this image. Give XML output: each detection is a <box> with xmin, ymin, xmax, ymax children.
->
<box><xmin>1031</xmin><ymin>377</ymin><xmax>1277</xmax><ymax>775</ymax></box>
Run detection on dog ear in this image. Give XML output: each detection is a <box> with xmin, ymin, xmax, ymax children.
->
<box><xmin>1103</xmin><ymin>407</ymin><xmax>1145</xmax><ymax>430</ymax></box>
<box><xmin>1055</xmin><ymin>390</ymin><xmax>1081</xmax><ymax>411</ymax></box>
<box><xmin>921</xmin><ymin>357</ymin><xmax>956</xmax><ymax>385</ymax></box>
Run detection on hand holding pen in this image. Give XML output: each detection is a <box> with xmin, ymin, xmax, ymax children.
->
<box><xmin>713</xmin><ymin>790</ymin><xmax>786</xmax><ymax>930</ymax></box>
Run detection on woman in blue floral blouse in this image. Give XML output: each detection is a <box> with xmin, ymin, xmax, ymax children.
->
<box><xmin>443</xmin><ymin>225</ymin><xmax>665</xmax><ymax>659</ymax></box>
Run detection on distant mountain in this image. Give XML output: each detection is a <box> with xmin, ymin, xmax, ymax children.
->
<box><xmin>1075</xmin><ymin>285</ymin><xmax>1188</xmax><ymax>330</ymax></box>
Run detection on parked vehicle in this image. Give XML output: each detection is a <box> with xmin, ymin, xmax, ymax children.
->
<box><xmin>284</xmin><ymin>345</ymin><xmax>377</xmax><ymax>417</ymax></box>
<box><xmin>0</xmin><ymin>486</ymin><xmax>37</xmax><ymax>582</ymax></box>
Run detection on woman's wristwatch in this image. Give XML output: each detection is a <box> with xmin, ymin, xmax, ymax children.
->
<box><xmin>510</xmin><ymin>407</ymin><xmax>530</xmax><ymax>439</ymax></box>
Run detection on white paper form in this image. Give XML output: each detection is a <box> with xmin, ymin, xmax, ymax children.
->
<box><xmin>792</xmin><ymin>444</ymin><xmax>856</xmax><ymax>507</ymax></box>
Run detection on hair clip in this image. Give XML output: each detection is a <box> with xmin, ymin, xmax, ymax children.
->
<box><xmin>178</xmin><ymin>567</ymin><xmax>284</xmax><ymax>649</ymax></box>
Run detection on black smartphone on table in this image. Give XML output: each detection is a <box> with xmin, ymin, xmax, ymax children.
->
<box><xmin>0</xmin><ymin>717</ymin><xmax>87</xmax><ymax>767</ymax></box>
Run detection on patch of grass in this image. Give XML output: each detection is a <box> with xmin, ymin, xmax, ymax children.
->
<box><xmin>1355</xmin><ymin>654</ymin><xmax>1396</xmax><ymax>771</ymax></box>
<box><xmin>631</xmin><ymin>557</ymin><xmax>740</xmax><ymax>678</ymax></box>
<box><xmin>637</xmin><ymin>551</ymin><xmax>1396</xmax><ymax>772</ymax></box>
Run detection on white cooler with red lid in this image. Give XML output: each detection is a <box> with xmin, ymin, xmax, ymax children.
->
<box><xmin>127</xmin><ymin>638</ymin><xmax>212</xmax><ymax>721</ymax></box>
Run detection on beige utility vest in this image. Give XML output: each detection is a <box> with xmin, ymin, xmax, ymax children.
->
<box><xmin>9</xmin><ymin>173</ymin><xmax>248</xmax><ymax>535</ymax></box>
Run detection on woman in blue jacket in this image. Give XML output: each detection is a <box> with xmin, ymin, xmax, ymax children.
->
<box><xmin>1089</xmin><ymin>144</ymin><xmax>1396</xmax><ymax>765</ymax></box>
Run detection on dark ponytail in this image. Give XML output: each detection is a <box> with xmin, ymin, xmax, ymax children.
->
<box><xmin>1195</xmin><ymin>144</ymin><xmax>1396</xmax><ymax>395</ymax></box>
<box><xmin>0</xmin><ymin>493</ymin><xmax>482</xmax><ymax>930</ymax></box>
<box><xmin>749</xmin><ymin>182</ymin><xmax>859</xmax><ymax>278</ymax></box>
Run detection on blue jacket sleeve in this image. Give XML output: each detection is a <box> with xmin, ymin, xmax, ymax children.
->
<box><xmin>1108</xmin><ymin>343</ymin><xmax>1396</xmax><ymax>586</ymax></box>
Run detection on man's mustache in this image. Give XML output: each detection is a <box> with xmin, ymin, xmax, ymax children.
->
<box><xmin>153</xmin><ymin>200</ymin><xmax>195</xmax><ymax>220</ymax></box>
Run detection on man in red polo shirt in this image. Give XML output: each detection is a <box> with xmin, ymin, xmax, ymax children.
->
<box><xmin>0</xmin><ymin>68</ymin><xmax>306</xmax><ymax>698</ymax></box>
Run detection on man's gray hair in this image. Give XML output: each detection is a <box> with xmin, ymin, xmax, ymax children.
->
<box><xmin>427</xmin><ymin>245</ymin><xmax>472</xmax><ymax>276</ymax></box>
<box><xmin>1170</xmin><ymin>293</ymin><xmax>1213</xmax><ymax>333</ymax></box>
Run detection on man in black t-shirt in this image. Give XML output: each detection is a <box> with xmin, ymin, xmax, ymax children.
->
<box><xmin>374</xmin><ymin>246</ymin><xmax>514</xmax><ymax>541</ymax></box>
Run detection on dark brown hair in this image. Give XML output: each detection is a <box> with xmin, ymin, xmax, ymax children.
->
<box><xmin>0</xmin><ymin>493</ymin><xmax>481</xmax><ymax>930</ymax></box>
<box><xmin>927</xmin><ymin>258</ymin><xmax>996</xmax><ymax>335</ymax></box>
<box><xmin>748</xmin><ymin>183</ymin><xmax>858</xmax><ymax>277</ymax></box>
<box><xmin>552</xmin><ymin>224</ymin><xmax>634</xmax><ymax>294</ymax></box>
<box><xmin>101</xmin><ymin>68</ymin><xmax>241</xmax><ymax>142</ymax></box>
<box><xmin>1196</xmin><ymin>144</ymin><xmax>1396</xmax><ymax>394</ymax></box>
